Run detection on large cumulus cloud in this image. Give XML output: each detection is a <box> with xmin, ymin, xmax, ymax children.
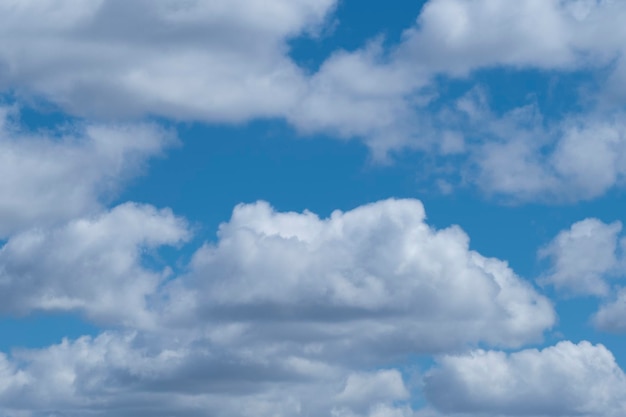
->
<box><xmin>171</xmin><ymin>199</ymin><xmax>555</xmax><ymax>355</ymax></box>
<box><xmin>0</xmin><ymin>199</ymin><xmax>556</xmax><ymax>416</ymax></box>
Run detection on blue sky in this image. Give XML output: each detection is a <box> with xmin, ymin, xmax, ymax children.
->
<box><xmin>1</xmin><ymin>1</ymin><xmax>626</xmax><ymax>416</ymax></box>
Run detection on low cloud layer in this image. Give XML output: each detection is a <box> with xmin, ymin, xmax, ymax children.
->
<box><xmin>0</xmin><ymin>199</ymin><xmax>556</xmax><ymax>417</ymax></box>
<box><xmin>424</xmin><ymin>341</ymin><xmax>626</xmax><ymax>417</ymax></box>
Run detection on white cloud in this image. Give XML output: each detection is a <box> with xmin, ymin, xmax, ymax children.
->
<box><xmin>170</xmin><ymin>198</ymin><xmax>554</xmax><ymax>356</ymax></box>
<box><xmin>285</xmin><ymin>0</ymin><xmax>626</xmax><ymax>184</ymax></box>
<box><xmin>3</xmin><ymin>0</ymin><xmax>626</xmax><ymax>152</ymax></box>
<box><xmin>3</xmin><ymin>0</ymin><xmax>626</xmax><ymax>203</ymax></box>
<box><xmin>399</xmin><ymin>0</ymin><xmax>580</xmax><ymax>73</ymax></box>
<box><xmin>0</xmin><ymin>0</ymin><xmax>336</xmax><ymax>121</ymax></box>
<box><xmin>0</xmin><ymin>106</ymin><xmax>175</xmax><ymax>237</ymax></box>
<box><xmin>423</xmin><ymin>340</ymin><xmax>626</xmax><ymax>417</ymax></box>
<box><xmin>458</xmin><ymin>101</ymin><xmax>626</xmax><ymax>202</ymax></box>
<box><xmin>593</xmin><ymin>286</ymin><xmax>626</xmax><ymax>332</ymax></box>
<box><xmin>0</xmin><ymin>203</ymin><xmax>190</xmax><ymax>326</ymax></box>
<box><xmin>536</xmin><ymin>217</ymin><xmax>626</xmax><ymax>332</ymax></box>
<box><xmin>538</xmin><ymin>218</ymin><xmax>623</xmax><ymax>296</ymax></box>
<box><xmin>0</xmin><ymin>198</ymin><xmax>555</xmax><ymax>416</ymax></box>
<box><xmin>288</xmin><ymin>39</ymin><xmax>428</xmax><ymax>158</ymax></box>
<box><xmin>0</xmin><ymin>329</ymin><xmax>413</xmax><ymax>417</ymax></box>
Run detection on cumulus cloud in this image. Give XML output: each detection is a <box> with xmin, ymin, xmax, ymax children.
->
<box><xmin>0</xmin><ymin>198</ymin><xmax>555</xmax><ymax>416</ymax></box>
<box><xmin>446</xmin><ymin>95</ymin><xmax>626</xmax><ymax>202</ymax></box>
<box><xmin>423</xmin><ymin>340</ymin><xmax>626</xmax><ymax>417</ymax></box>
<box><xmin>166</xmin><ymin>199</ymin><xmax>554</xmax><ymax>357</ymax></box>
<box><xmin>396</xmin><ymin>0</ymin><xmax>615</xmax><ymax>73</ymax></box>
<box><xmin>2</xmin><ymin>1</ymin><xmax>625</xmax><ymax>146</ymax></box>
<box><xmin>0</xmin><ymin>0</ymin><xmax>336</xmax><ymax>121</ymax></box>
<box><xmin>0</xmin><ymin>105</ymin><xmax>175</xmax><ymax>236</ymax></box>
<box><xmin>3</xmin><ymin>0</ymin><xmax>626</xmax><ymax>202</ymax></box>
<box><xmin>538</xmin><ymin>217</ymin><xmax>626</xmax><ymax>331</ymax></box>
<box><xmin>287</xmin><ymin>0</ymin><xmax>626</xmax><ymax>198</ymax></box>
<box><xmin>2</xmin><ymin>2</ymin><xmax>626</xmax><ymax>415</ymax></box>
<box><xmin>538</xmin><ymin>218</ymin><xmax>624</xmax><ymax>296</ymax></box>
<box><xmin>0</xmin><ymin>203</ymin><xmax>190</xmax><ymax>326</ymax></box>
<box><xmin>0</xmin><ymin>330</ymin><xmax>410</xmax><ymax>417</ymax></box>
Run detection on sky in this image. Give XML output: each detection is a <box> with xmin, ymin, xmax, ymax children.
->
<box><xmin>0</xmin><ymin>0</ymin><xmax>626</xmax><ymax>416</ymax></box>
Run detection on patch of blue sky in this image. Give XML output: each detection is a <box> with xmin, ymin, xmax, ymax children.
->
<box><xmin>0</xmin><ymin>313</ymin><xmax>99</xmax><ymax>352</ymax></box>
<box><xmin>289</xmin><ymin>0</ymin><xmax>428</xmax><ymax>73</ymax></box>
<box><xmin>427</xmin><ymin>67</ymin><xmax>600</xmax><ymax>121</ymax></box>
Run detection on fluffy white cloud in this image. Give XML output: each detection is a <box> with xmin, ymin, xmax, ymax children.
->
<box><xmin>0</xmin><ymin>0</ymin><xmax>335</xmax><ymax>121</ymax></box>
<box><xmin>397</xmin><ymin>0</ymin><xmax>612</xmax><ymax>73</ymax></box>
<box><xmin>3</xmin><ymin>0</ymin><xmax>626</xmax><ymax>152</ymax></box>
<box><xmin>0</xmin><ymin>106</ymin><xmax>175</xmax><ymax>237</ymax></box>
<box><xmin>3</xmin><ymin>0</ymin><xmax>626</xmax><ymax>203</ymax></box>
<box><xmin>423</xmin><ymin>341</ymin><xmax>626</xmax><ymax>417</ymax></box>
<box><xmin>538</xmin><ymin>218</ymin><xmax>624</xmax><ymax>296</ymax></box>
<box><xmin>0</xmin><ymin>203</ymin><xmax>190</xmax><ymax>326</ymax></box>
<box><xmin>451</xmin><ymin>97</ymin><xmax>626</xmax><ymax>202</ymax></box>
<box><xmin>168</xmin><ymin>198</ymin><xmax>554</xmax><ymax>357</ymax></box>
<box><xmin>0</xmin><ymin>198</ymin><xmax>555</xmax><ymax>416</ymax></box>
<box><xmin>536</xmin><ymin>217</ymin><xmax>626</xmax><ymax>331</ymax></box>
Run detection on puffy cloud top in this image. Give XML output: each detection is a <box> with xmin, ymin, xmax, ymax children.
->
<box><xmin>424</xmin><ymin>341</ymin><xmax>626</xmax><ymax>416</ymax></box>
<box><xmin>178</xmin><ymin>199</ymin><xmax>555</xmax><ymax>354</ymax></box>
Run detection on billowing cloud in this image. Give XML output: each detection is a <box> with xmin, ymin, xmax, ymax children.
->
<box><xmin>0</xmin><ymin>198</ymin><xmax>555</xmax><ymax>416</ymax></box>
<box><xmin>1</xmin><ymin>2</ymin><xmax>625</xmax><ymax>416</ymax></box>
<box><xmin>168</xmin><ymin>199</ymin><xmax>554</xmax><ymax>356</ymax></box>
<box><xmin>423</xmin><ymin>340</ymin><xmax>626</xmax><ymax>417</ymax></box>
<box><xmin>538</xmin><ymin>218</ymin><xmax>623</xmax><ymax>296</ymax></box>
<box><xmin>0</xmin><ymin>106</ymin><xmax>175</xmax><ymax>236</ymax></box>
<box><xmin>0</xmin><ymin>203</ymin><xmax>190</xmax><ymax>326</ymax></box>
